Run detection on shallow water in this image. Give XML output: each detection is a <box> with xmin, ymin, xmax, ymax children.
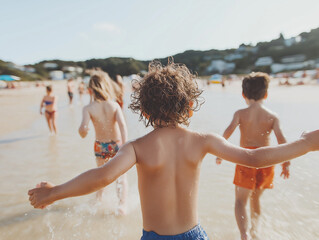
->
<box><xmin>0</xmin><ymin>81</ymin><xmax>318</xmax><ymax>240</ymax></box>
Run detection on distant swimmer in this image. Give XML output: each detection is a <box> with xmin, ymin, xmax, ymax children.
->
<box><xmin>78</xmin><ymin>81</ymin><xmax>86</xmax><ymax>101</ymax></box>
<box><xmin>216</xmin><ymin>72</ymin><xmax>290</xmax><ymax>240</ymax></box>
<box><xmin>40</xmin><ymin>85</ymin><xmax>58</xmax><ymax>135</ymax></box>
<box><xmin>78</xmin><ymin>71</ymin><xmax>128</xmax><ymax>214</ymax></box>
<box><xmin>67</xmin><ymin>78</ymin><xmax>75</xmax><ymax>105</ymax></box>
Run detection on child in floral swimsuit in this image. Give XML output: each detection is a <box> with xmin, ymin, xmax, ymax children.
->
<box><xmin>94</xmin><ymin>141</ymin><xmax>120</xmax><ymax>160</ymax></box>
<box><xmin>78</xmin><ymin>70</ymin><xmax>128</xmax><ymax>215</ymax></box>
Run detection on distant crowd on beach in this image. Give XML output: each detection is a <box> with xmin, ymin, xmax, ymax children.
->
<box><xmin>204</xmin><ymin>68</ymin><xmax>319</xmax><ymax>88</ymax></box>
<box><xmin>1</xmin><ymin>67</ymin><xmax>319</xmax><ymax>90</ymax></box>
<box><xmin>27</xmin><ymin>61</ymin><xmax>319</xmax><ymax>240</ymax></box>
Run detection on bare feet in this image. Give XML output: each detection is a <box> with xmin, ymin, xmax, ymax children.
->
<box><xmin>250</xmin><ymin>228</ymin><xmax>260</xmax><ymax>240</ymax></box>
<box><xmin>240</xmin><ymin>232</ymin><xmax>252</xmax><ymax>240</ymax></box>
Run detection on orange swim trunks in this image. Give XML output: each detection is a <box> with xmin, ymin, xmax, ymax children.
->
<box><xmin>233</xmin><ymin>147</ymin><xmax>275</xmax><ymax>190</ymax></box>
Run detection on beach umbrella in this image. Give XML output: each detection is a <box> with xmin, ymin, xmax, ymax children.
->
<box><xmin>209</xmin><ymin>74</ymin><xmax>223</xmax><ymax>84</ymax></box>
<box><xmin>209</xmin><ymin>74</ymin><xmax>222</xmax><ymax>81</ymax></box>
<box><xmin>0</xmin><ymin>75</ymin><xmax>21</xmax><ymax>81</ymax></box>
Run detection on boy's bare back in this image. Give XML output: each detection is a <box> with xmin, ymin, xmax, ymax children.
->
<box><xmin>236</xmin><ymin>103</ymin><xmax>282</xmax><ymax>147</ymax></box>
<box><xmin>133</xmin><ymin>126</ymin><xmax>206</xmax><ymax>234</ymax></box>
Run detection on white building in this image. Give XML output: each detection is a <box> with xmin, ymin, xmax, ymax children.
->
<box><xmin>206</xmin><ymin>60</ymin><xmax>235</xmax><ymax>74</ymax></box>
<box><xmin>224</xmin><ymin>53</ymin><xmax>244</xmax><ymax>61</ymax></box>
<box><xmin>49</xmin><ymin>70</ymin><xmax>64</xmax><ymax>80</ymax></box>
<box><xmin>24</xmin><ymin>66</ymin><xmax>36</xmax><ymax>73</ymax></box>
<box><xmin>62</xmin><ymin>66</ymin><xmax>83</xmax><ymax>74</ymax></box>
<box><xmin>44</xmin><ymin>63</ymin><xmax>58</xmax><ymax>69</ymax></box>
<box><xmin>281</xmin><ymin>54</ymin><xmax>306</xmax><ymax>64</ymax></box>
<box><xmin>284</xmin><ymin>36</ymin><xmax>302</xmax><ymax>47</ymax></box>
<box><xmin>76</xmin><ymin>67</ymin><xmax>83</xmax><ymax>74</ymax></box>
<box><xmin>271</xmin><ymin>60</ymin><xmax>315</xmax><ymax>73</ymax></box>
<box><xmin>62</xmin><ymin>66</ymin><xmax>76</xmax><ymax>72</ymax></box>
<box><xmin>255</xmin><ymin>57</ymin><xmax>273</xmax><ymax>67</ymax></box>
<box><xmin>64</xmin><ymin>72</ymin><xmax>76</xmax><ymax>79</ymax></box>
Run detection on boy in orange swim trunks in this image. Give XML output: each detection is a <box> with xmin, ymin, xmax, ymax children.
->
<box><xmin>216</xmin><ymin>72</ymin><xmax>290</xmax><ymax>240</ymax></box>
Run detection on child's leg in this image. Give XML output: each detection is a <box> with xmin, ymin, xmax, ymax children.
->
<box><xmin>116</xmin><ymin>173</ymin><xmax>128</xmax><ymax>215</ymax></box>
<box><xmin>95</xmin><ymin>157</ymin><xmax>106</xmax><ymax>201</ymax></box>
<box><xmin>45</xmin><ymin>112</ymin><xmax>53</xmax><ymax>133</ymax></box>
<box><xmin>235</xmin><ymin>186</ymin><xmax>252</xmax><ymax>240</ymax></box>
<box><xmin>51</xmin><ymin>112</ymin><xmax>58</xmax><ymax>134</ymax></box>
<box><xmin>250</xmin><ymin>189</ymin><xmax>265</xmax><ymax>238</ymax></box>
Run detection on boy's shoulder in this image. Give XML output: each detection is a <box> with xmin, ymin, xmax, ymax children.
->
<box><xmin>232</xmin><ymin>108</ymin><xmax>246</xmax><ymax>118</ymax></box>
<box><xmin>131</xmin><ymin>127</ymin><xmax>207</xmax><ymax>161</ymax></box>
<box><xmin>83</xmin><ymin>102</ymin><xmax>98</xmax><ymax>114</ymax></box>
<box><xmin>239</xmin><ymin>105</ymin><xmax>278</xmax><ymax>116</ymax></box>
<box><xmin>132</xmin><ymin>127</ymin><xmax>205</xmax><ymax>147</ymax></box>
<box><xmin>84</xmin><ymin>102</ymin><xmax>94</xmax><ymax>110</ymax></box>
<box><xmin>260</xmin><ymin>106</ymin><xmax>279</xmax><ymax>119</ymax></box>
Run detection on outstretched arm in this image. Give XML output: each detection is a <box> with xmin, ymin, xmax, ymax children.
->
<box><xmin>216</xmin><ymin>111</ymin><xmax>240</xmax><ymax>164</ymax></box>
<box><xmin>78</xmin><ymin>107</ymin><xmax>90</xmax><ymax>138</ymax></box>
<box><xmin>206</xmin><ymin>130</ymin><xmax>319</xmax><ymax>168</ymax></box>
<box><xmin>115</xmin><ymin>105</ymin><xmax>128</xmax><ymax>144</ymax></box>
<box><xmin>223</xmin><ymin>111</ymin><xmax>240</xmax><ymax>139</ymax></box>
<box><xmin>273</xmin><ymin>117</ymin><xmax>290</xmax><ymax>179</ymax></box>
<box><xmin>28</xmin><ymin>142</ymin><xmax>136</xmax><ymax>209</ymax></box>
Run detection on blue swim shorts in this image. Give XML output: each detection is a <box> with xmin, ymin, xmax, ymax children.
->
<box><xmin>141</xmin><ymin>224</ymin><xmax>209</xmax><ymax>240</ymax></box>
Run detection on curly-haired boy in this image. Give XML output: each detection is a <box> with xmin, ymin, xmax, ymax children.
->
<box><xmin>29</xmin><ymin>61</ymin><xmax>319</xmax><ymax>240</ymax></box>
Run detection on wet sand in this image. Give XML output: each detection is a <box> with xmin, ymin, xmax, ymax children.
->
<box><xmin>0</xmin><ymin>80</ymin><xmax>319</xmax><ymax>239</ymax></box>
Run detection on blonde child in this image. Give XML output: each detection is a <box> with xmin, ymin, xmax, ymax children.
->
<box><xmin>78</xmin><ymin>71</ymin><xmax>128</xmax><ymax>214</ymax></box>
<box><xmin>29</xmin><ymin>61</ymin><xmax>319</xmax><ymax>240</ymax></box>
<box><xmin>40</xmin><ymin>85</ymin><xmax>58</xmax><ymax>135</ymax></box>
<box><xmin>78</xmin><ymin>81</ymin><xmax>86</xmax><ymax>101</ymax></box>
<box><xmin>216</xmin><ymin>72</ymin><xmax>290</xmax><ymax>240</ymax></box>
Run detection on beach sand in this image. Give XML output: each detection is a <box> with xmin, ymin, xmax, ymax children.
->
<box><xmin>0</xmin><ymin>80</ymin><xmax>319</xmax><ymax>239</ymax></box>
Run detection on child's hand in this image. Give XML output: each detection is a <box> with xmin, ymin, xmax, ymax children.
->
<box><xmin>40</xmin><ymin>110</ymin><xmax>43</xmax><ymax>115</ymax></box>
<box><xmin>28</xmin><ymin>181</ymin><xmax>55</xmax><ymax>209</ymax></box>
<box><xmin>216</xmin><ymin>157</ymin><xmax>222</xmax><ymax>165</ymax></box>
<box><xmin>301</xmin><ymin>130</ymin><xmax>319</xmax><ymax>151</ymax></box>
<box><xmin>280</xmin><ymin>161</ymin><xmax>290</xmax><ymax>179</ymax></box>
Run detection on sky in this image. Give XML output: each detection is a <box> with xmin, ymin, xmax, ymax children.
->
<box><xmin>1</xmin><ymin>0</ymin><xmax>319</xmax><ymax>65</ymax></box>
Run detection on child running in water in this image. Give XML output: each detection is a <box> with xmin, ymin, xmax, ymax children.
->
<box><xmin>29</xmin><ymin>61</ymin><xmax>319</xmax><ymax>240</ymax></box>
<box><xmin>67</xmin><ymin>78</ymin><xmax>74</xmax><ymax>105</ymax></box>
<box><xmin>216</xmin><ymin>72</ymin><xmax>290</xmax><ymax>240</ymax></box>
<box><xmin>78</xmin><ymin>71</ymin><xmax>128</xmax><ymax>214</ymax></box>
<box><xmin>40</xmin><ymin>85</ymin><xmax>58</xmax><ymax>135</ymax></box>
<box><xmin>78</xmin><ymin>81</ymin><xmax>86</xmax><ymax>101</ymax></box>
